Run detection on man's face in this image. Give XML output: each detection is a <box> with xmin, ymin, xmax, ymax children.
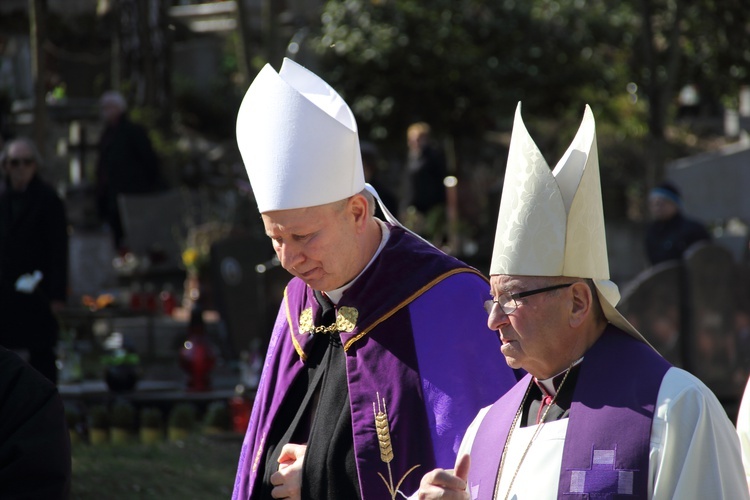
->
<box><xmin>262</xmin><ymin>199</ymin><xmax>362</xmax><ymax>291</ymax></box>
<box><xmin>100</xmin><ymin>99</ymin><xmax>123</xmax><ymax>125</ymax></box>
<box><xmin>3</xmin><ymin>141</ymin><xmax>37</xmax><ymax>191</ymax></box>
<box><xmin>407</xmin><ymin>130</ymin><xmax>428</xmax><ymax>153</ymax></box>
<box><xmin>487</xmin><ymin>274</ymin><xmax>578</xmax><ymax>379</ymax></box>
<box><xmin>648</xmin><ymin>194</ymin><xmax>678</xmax><ymax>221</ymax></box>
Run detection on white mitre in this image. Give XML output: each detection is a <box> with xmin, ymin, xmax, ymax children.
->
<box><xmin>236</xmin><ymin>58</ymin><xmax>365</xmax><ymax>212</ymax></box>
<box><xmin>490</xmin><ymin>102</ymin><xmax>648</xmax><ymax>344</ymax></box>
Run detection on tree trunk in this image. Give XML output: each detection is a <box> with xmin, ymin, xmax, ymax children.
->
<box><xmin>28</xmin><ymin>0</ymin><xmax>48</xmax><ymax>155</ymax></box>
<box><xmin>235</xmin><ymin>0</ymin><xmax>253</xmax><ymax>88</ymax></box>
<box><xmin>262</xmin><ymin>0</ymin><xmax>281</xmax><ymax>66</ymax></box>
<box><xmin>637</xmin><ymin>0</ymin><xmax>684</xmax><ymax>190</ymax></box>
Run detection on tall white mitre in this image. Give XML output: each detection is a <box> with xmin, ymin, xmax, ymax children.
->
<box><xmin>490</xmin><ymin>103</ymin><xmax>648</xmax><ymax>343</ymax></box>
<box><xmin>236</xmin><ymin>58</ymin><xmax>365</xmax><ymax>212</ymax></box>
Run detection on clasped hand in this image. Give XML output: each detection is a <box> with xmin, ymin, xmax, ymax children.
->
<box><xmin>270</xmin><ymin>443</ymin><xmax>307</xmax><ymax>499</ymax></box>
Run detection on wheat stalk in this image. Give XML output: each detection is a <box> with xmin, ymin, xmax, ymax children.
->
<box><xmin>373</xmin><ymin>392</ymin><xmax>421</xmax><ymax>499</ymax></box>
<box><xmin>374</xmin><ymin>397</ymin><xmax>394</xmax><ymax>463</ymax></box>
<box><xmin>374</xmin><ymin>393</ymin><xmax>395</xmax><ymax>497</ymax></box>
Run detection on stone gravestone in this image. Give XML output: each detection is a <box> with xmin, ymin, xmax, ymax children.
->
<box><xmin>620</xmin><ymin>242</ymin><xmax>750</xmax><ymax>404</ymax></box>
<box><xmin>209</xmin><ymin>234</ymin><xmax>283</xmax><ymax>357</ymax></box>
<box><xmin>117</xmin><ymin>189</ymin><xmax>185</xmax><ymax>270</ymax></box>
<box><xmin>684</xmin><ymin>243</ymin><xmax>748</xmax><ymax>400</ymax></box>
<box><xmin>620</xmin><ymin>260</ymin><xmax>684</xmax><ymax>367</ymax></box>
<box><xmin>68</xmin><ymin>230</ymin><xmax>118</xmax><ymax>298</ymax></box>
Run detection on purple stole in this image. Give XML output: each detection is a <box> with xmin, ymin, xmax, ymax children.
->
<box><xmin>468</xmin><ymin>326</ymin><xmax>670</xmax><ymax>499</ymax></box>
<box><xmin>232</xmin><ymin>226</ymin><xmax>519</xmax><ymax>500</ymax></box>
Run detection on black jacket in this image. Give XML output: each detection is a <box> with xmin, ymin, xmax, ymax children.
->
<box><xmin>96</xmin><ymin>115</ymin><xmax>164</xmax><ymax>216</ymax></box>
<box><xmin>0</xmin><ymin>175</ymin><xmax>68</xmax><ymax>349</ymax></box>
<box><xmin>645</xmin><ymin>212</ymin><xmax>711</xmax><ymax>266</ymax></box>
<box><xmin>0</xmin><ymin>346</ymin><xmax>71</xmax><ymax>498</ymax></box>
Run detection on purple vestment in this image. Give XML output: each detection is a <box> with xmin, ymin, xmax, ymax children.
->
<box><xmin>468</xmin><ymin>326</ymin><xmax>670</xmax><ymax>499</ymax></box>
<box><xmin>232</xmin><ymin>226</ymin><xmax>519</xmax><ymax>499</ymax></box>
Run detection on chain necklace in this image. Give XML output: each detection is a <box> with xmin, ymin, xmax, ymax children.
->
<box><xmin>493</xmin><ymin>365</ymin><xmax>574</xmax><ymax>500</ymax></box>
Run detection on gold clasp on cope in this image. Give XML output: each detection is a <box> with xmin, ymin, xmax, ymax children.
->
<box><xmin>298</xmin><ymin>306</ymin><xmax>358</xmax><ymax>335</ymax></box>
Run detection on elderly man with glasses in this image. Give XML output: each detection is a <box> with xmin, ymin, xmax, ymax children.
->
<box><xmin>0</xmin><ymin>136</ymin><xmax>70</xmax><ymax>496</ymax></box>
<box><xmin>415</xmin><ymin>105</ymin><xmax>747</xmax><ymax>500</ymax></box>
<box><xmin>0</xmin><ymin>137</ymin><xmax>69</xmax><ymax>385</ymax></box>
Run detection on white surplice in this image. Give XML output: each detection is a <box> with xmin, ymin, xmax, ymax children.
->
<box><xmin>460</xmin><ymin>367</ymin><xmax>749</xmax><ymax>499</ymax></box>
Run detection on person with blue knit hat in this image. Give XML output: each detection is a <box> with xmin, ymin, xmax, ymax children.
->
<box><xmin>645</xmin><ymin>181</ymin><xmax>710</xmax><ymax>265</ymax></box>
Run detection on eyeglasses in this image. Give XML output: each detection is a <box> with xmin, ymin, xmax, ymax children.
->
<box><xmin>484</xmin><ymin>283</ymin><xmax>574</xmax><ymax>315</ymax></box>
<box><xmin>6</xmin><ymin>157</ymin><xmax>35</xmax><ymax>168</ymax></box>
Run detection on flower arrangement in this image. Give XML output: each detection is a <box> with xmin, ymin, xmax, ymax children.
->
<box><xmin>180</xmin><ymin>221</ymin><xmax>232</xmax><ymax>276</ymax></box>
<box><xmin>101</xmin><ymin>347</ymin><xmax>140</xmax><ymax>393</ymax></box>
<box><xmin>101</xmin><ymin>348</ymin><xmax>140</xmax><ymax>367</ymax></box>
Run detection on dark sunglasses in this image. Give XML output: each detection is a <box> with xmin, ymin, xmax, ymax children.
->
<box><xmin>6</xmin><ymin>157</ymin><xmax>35</xmax><ymax>168</ymax></box>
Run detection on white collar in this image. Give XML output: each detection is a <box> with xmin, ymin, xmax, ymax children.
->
<box><xmin>535</xmin><ymin>357</ymin><xmax>583</xmax><ymax>397</ymax></box>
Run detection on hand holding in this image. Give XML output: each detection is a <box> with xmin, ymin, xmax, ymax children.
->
<box><xmin>270</xmin><ymin>443</ymin><xmax>307</xmax><ymax>499</ymax></box>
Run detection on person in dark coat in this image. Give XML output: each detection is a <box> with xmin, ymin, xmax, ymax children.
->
<box><xmin>645</xmin><ymin>182</ymin><xmax>711</xmax><ymax>266</ymax></box>
<box><xmin>361</xmin><ymin>141</ymin><xmax>397</xmax><ymax>220</ymax></box>
<box><xmin>96</xmin><ymin>90</ymin><xmax>165</xmax><ymax>252</ymax></box>
<box><xmin>0</xmin><ymin>137</ymin><xmax>68</xmax><ymax>384</ymax></box>
<box><xmin>0</xmin><ymin>345</ymin><xmax>71</xmax><ymax>498</ymax></box>
<box><xmin>399</xmin><ymin>122</ymin><xmax>448</xmax><ymax>244</ymax></box>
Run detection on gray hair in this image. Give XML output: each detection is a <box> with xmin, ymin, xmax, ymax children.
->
<box><xmin>359</xmin><ymin>188</ymin><xmax>377</xmax><ymax>217</ymax></box>
<box><xmin>334</xmin><ymin>189</ymin><xmax>377</xmax><ymax>217</ymax></box>
<box><xmin>100</xmin><ymin>90</ymin><xmax>128</xmax><ymax>111</ymax></box>
<box><xmin>3</xmin><ymin>136</ymin><xmax>43</xmax><ymax>167</ymax></box>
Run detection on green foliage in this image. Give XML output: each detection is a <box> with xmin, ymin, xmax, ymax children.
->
<box><xmin>309</xmin><ymin>0</ymin><xmax>750</xmax><ymax>219</ymax></box>
<box><xmin>65</xmin><ymin>406</ymin><xmax>82</xmax><ymax>428</ymax></box>
<box><xmin>168</xmin><ymin>403</ymin><xmax>198</xmax><ymax>431</ymax></box>
<box><xmin>88</xmin><ymin>405</ymin><xmax>110</xmax><ymax>430</ymax></box>
<box><xmin>128</xmin><ymin>105</ymin><xmax>184</xmax><ymax>163</ymax></box>
<box><xmin>110</xmin><ymin>401</ymin><xmax>136</xmax><ymax>429</ymax></box>
<box><xmin>72</xmin><ymin>436</ymin><xmax>240</xmax><ymax>498</ymax></box>
<box><xmin>172</xmin><ymin>76</ymin><xmax>242</xmax><ymax>140</ymax></box>
<box><xmin>139</xmin><ymin>407</ymin><xmax>164</xmax><ymax>429</ymax></box>
<box><xmin>203</xmin><ymin>402</ymin><xmax>232</xmax><ymax>431</ymax></box>
<box><xmin>313</xmin><ymin>0</ymin><xmax>612</xmax><ymax>143</ymax></box>
<box><xmin>100</xmin><ymin>348</ymin><xmax>140</xmax><ymax>367</ymax></box>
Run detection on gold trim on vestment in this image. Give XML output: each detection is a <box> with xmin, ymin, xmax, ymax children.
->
<box><xmin>298</xmin><ymin>307</ymin><xmax>314</xmax><ymax>334</ymax></box>
<box><xmin>343</xmin><ymin>268</ymin><xmax>486</xmax><ymax>351</ymax></box>
<box><xmin>284</xmin><ymin>287</ymin><xmax>307</xmax><ymax>361</ymax></box>
<box><xmin>373</xmin><ymin>392</ymin><xmax>422</xmax><ymax>499</ymax></box>
<box><xmin>286</xmin><ymin>268</ymin><xmax>486</xmax><ymax>358</ymax></box>
<box><xmin>298</xmin><ymin>306</ymin><xmax>359</xmax><ymax>336</ymax></box>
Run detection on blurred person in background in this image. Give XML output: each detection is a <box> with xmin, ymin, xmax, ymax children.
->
<box><xmin>361</xmin><ymin>140</ymin><xmax>397</xmax><ymax>221</ymax></box>
<box><xmin>96</xmin><ymin>90</ymin><xmax>165</xmax><ymax>253</ymax></box>
<box><xmin>645</xmin><ymin>181</ymin><xmax>710</xmax><ymax>266</ymax></box>
<box><xmin>400</xmin><ymin>122</ymin><xmax>447</xmax><ymax>242</ymax></box>
<box><xmin>0</xmin><ymin>137</ymin><xmax>68</xmax><ymax>384</ymax></box>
